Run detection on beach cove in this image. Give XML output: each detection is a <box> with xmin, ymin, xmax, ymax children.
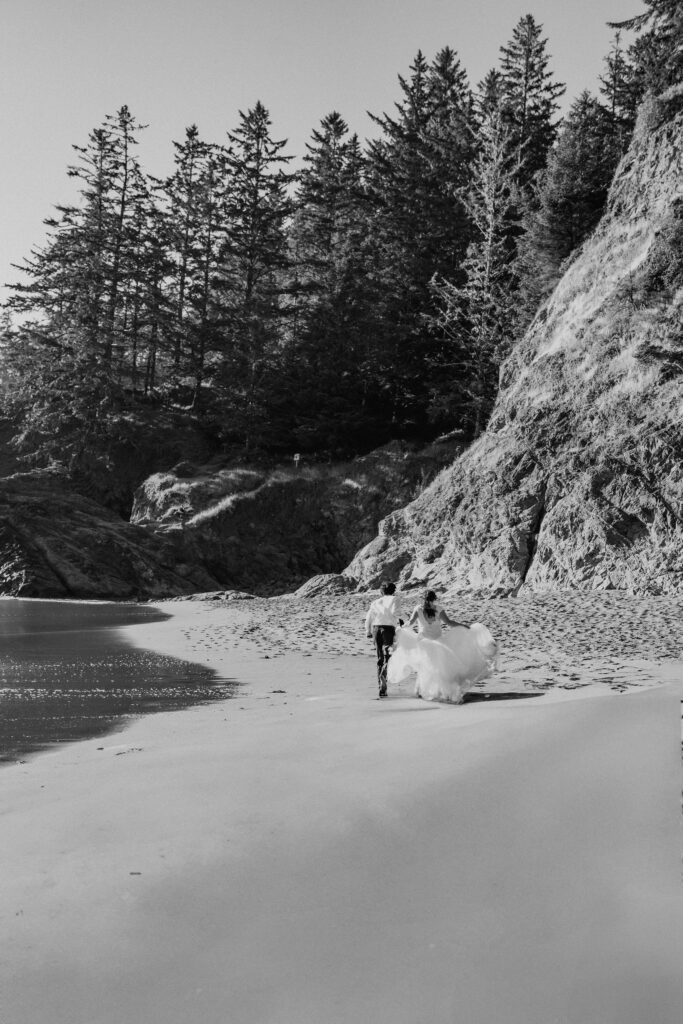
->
<box><xmin>1</xmin><ymin>590</ymin><xmax>683</xmax><ymax>1024</ymax></box>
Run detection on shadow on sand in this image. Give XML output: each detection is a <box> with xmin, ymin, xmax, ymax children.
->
<box><xmin>463</xmin><ymin>692</ymin><xmax>543</xmax><ymax>703</ymax></box>
<box><xmin>380</xmin><ymin>691</ymin><xmax>544</xmax><ymax>710</ymax></box>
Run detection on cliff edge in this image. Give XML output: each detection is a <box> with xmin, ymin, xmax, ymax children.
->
<box><xmin>346</xmin><ymin>98</ymin><xmax>683</xmax><ymax>595</ymax></box>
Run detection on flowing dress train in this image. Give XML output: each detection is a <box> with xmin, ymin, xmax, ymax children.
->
<box><xmin>387</xmin><ymin>623</ymin><xmax>498</xmax><ymax>703</ymax></box>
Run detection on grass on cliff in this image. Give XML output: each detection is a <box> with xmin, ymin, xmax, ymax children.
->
<box><xmin>137</xmin><ymin>442</ymin><xmax>457</xmax><ymax>530</ymax></box>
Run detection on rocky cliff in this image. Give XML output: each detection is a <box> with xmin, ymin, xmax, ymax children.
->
<box><xmin>131</xmin><ymin>440</ymin><xmax>462</xmax><ymax>595</ymax></box>
<box><xmin>0</xmin><ymin>475</ymin><xmax>220</xmax><ymax>599</ymax></box>
<box><xmin>4</xmin><ymin>99</ymin><xmax>681</xmax><ymax>602</ymax></box>
<box><xmin>0</xmin><ymin>440</ymin><xmax>460</xmax><ymax>598</ymax></box>
<box><xmin>346</xmin><ymin>97</ymin><xmax>683</xmax><ymax>595</ymax></box>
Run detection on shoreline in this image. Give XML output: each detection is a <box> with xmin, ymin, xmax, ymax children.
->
<box><xmin>123</xmin><ymin>589</ymin><xmax>683</xmax><ymax>707</ymax></box>
<box><xmin>1</xmin><ymin>592</ymin><xmax>683</xmax><ymax>1023</ymax></box>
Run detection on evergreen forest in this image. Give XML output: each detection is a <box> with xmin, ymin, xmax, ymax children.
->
<box><xmin>1</xmin><ymin>1</ymin><xmax>680</xmax><ymax>506</ymax></box>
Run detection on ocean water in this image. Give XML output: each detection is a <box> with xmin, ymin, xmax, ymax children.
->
<box><xmin>0</xmin><ymin>598</ymin><xmax>235</xmax><ymax>764</ymax></box>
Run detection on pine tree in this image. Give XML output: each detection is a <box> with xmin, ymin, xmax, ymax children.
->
<box><xmin>124</xmin><ymin>192</ymin><xmax>174</xmax><ymax>396</ymax></box>
<box><xmin>427</xmin><ymin>111</ymin><xmax>517</xmax><ymax>438</ymax></box>
<box><xmin>290</xmin><ymin>112</ymin><xmax>357</xmax><ymax>301</ymax></box>
<box><xmin>368</xmin><ymin>49</ymin><xmax>475</xmax><ymax>289</ymax></box>
<box><xmin>10</xmin><ymin>107</ymin><xmax>154</xmax><ymax>372</ymax></box>
<box><xmin>600</xmin><ymin>32</ymin><xmax>641</xmax><ymax>149</ymax></box>
<box><xmin>366</xmin><ymin>49</ymin><xmax>434</xmax><ymax>300</ymax></box>
<box><xmin>0</xmin><ymin>307</ymin><xmax>20</xmax><ymax>415</ymax></box>
<box><xmin>499</xmin><ymin>14</ymin><xmax>565</xmax><ymax>186</ymax></box>
<box><xmin>160</xmin><ymin>125</ymin><xmax>207</xmax><ymax>373</ymax></box>
<box><xmin>283</xmin><ymin>115</ymin><xmax>384</xmax><ymax>452</ymax></box>
<box><xmin>515</xmin><ymin>92</ymin><xmax>622</xmax><ymax>323</ymax></box>
<box><xmin>364</xmin><ymin>49</ymin><xmax>476</xmax><ymax>434</ymax></box>
<box><xmin>426</xmin><ymin>47</ymin><xmax>478</xmax><ymax>216</ymax></box>
<box><xmin>160</xmin><ymin>127</ymin><xmax>229</xmax><ymax>403</ymax></box>
<box><xmin>9</xmin><ymin>124</ymin><xmax>117</xmax><ymax>355</ymax></box>
<box><xmin>4</xmin><ymin>108</ymin><xmax>156</xmax><ymax>474</ymax></box>
<box><xmin>477</xmin><ymin>69</ymin><xmax>505</xmax><ymax>119</ymax></box>
<box><xmin>220</xmin><ymin>102</ymin><xmax>294</xmax><ymax>449</ymax></box>
<box><xmin>611</xmin><ymin>0</ymin><xmax>683</xmax><ymax>96</ymax></box>
<box><xmin>97</xmin><ymin>106</ymin><xmax>151</xmax><ymax>370</ymax></box>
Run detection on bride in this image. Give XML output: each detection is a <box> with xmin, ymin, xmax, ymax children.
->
<box><xmin>388</xmin><ymin>589</ymin><xmax>498</xmax><ymax>703</ymax></box>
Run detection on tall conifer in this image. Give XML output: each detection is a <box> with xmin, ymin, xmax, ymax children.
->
<box><xmin>515</xmin><ymin>92</ymin><xmax>621</xmax><ymax>323</ymax></box>
<box><xmin>499</xmin><ymin>15</ymin><xmax>565</xmax><ymax>186</ymax></box>
<box><xmin>477</xmin><ymin>69</ymin><xmax>505</xmax><ymax>118</ymax></box>
<box><xmin>4</xmin><ymin>108</ymin><xmax>155</xmax><ymax>473</ymax></box>
<box><xmin>600</xmin><ymin>32</ymin><xmax>641</xmax><ymax>149</ymax></box>
<box><xmin>285</xmin><ymin>115</ymin><xmax>380</xmax><ymax>452</ymax></box>
<box><xmin>428</xmin><ymin>111</ymin><xmax>517</xmax><ymax>437</ymax></box>
<box><xmin>291</xmin><ymin>112</ymin><xmax>356</xmax><ymax>301</ymax></box>
<box><xmin>160</xmin><ymin>127</ymin><xmax>229</xmax><ymax>403</ymax></box>
<box><xmin>365</xmin><ymin>49</ymin><xmax>476</xmax><ymax>433</ymax></box>
<box><xmin>221</xmin><ymin>102</ymin><xmax>293</xmax><ymax>448</ymax></box>
<box><xmin>611</xmin><ymin>0</ymin><xmax>683</xmax><ymax>96</ymax></box>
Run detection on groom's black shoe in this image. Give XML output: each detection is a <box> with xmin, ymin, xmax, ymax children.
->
<box><xmin>379</xmin><ymin>685</ymin><xmax>387</xmax><ymax>697</ymax></box>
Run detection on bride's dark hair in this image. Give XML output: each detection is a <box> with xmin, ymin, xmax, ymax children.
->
<box><xmin>422</xmin><ymin>589</ymin><xmax>438</xmax><ymax>619</ymax></box>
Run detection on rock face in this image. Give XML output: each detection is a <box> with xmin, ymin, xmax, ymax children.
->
<box><xmin>0</xmin><ymin>475</ymin><xmax>220</xmax><ymax>599</ymax></box>
<box><xmin>131</xmin><ymin>440</ymin><xmax>463</xmax><ymax>595</ymax></box>
<box><xmin>131</xmin><ymin>466</ymin><xmax>266</xmax><ymax>525</ymax></box>
<box><xmin>293</xmin><ymin>573</ymin><xmax>357</xmax><ymax>599</ymax></box>
<box><xmin>346</xmin><ymin>100</ymin><xmax>683</xmax><ymax>595</ymax></box>
<box><xmin>0</xmin><ymin>441</ymin><xmax>460</xmax><ymax>600</ymax></box>
<box><xmin>5</xmin><ymin>102</ymin><xmax>680</xmax><ymax>601</ymax></box>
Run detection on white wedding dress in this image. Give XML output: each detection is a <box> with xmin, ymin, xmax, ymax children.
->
<box><xmin>387</xmin><ymin>621</ymin><xmax>498</xmax><ymax>703</ymax></box>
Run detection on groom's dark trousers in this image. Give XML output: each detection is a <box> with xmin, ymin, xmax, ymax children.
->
<box><xmin>372</xmin><ymin>625</ymin><xmax>396</xmax><ymax>687</ymax></box>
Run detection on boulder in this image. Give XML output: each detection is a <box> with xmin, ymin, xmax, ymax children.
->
<box><xmin>294</xmin><ymin>574</ymin><xmax>357</xmax><ymax>598</ymax></box>
<box><xmin>164</xmin><ymin>590</ymin><xmax>257</xmax><ymax>602</ymax></box>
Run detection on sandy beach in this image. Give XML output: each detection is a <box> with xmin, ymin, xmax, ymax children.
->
<box><xmin>1</xmin><ymin>590</ymin><xmax>683</xmax><ymax>1024</ymax></box>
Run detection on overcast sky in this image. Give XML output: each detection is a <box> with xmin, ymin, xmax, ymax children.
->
<box><xmin>1</xmin><ymin>0</ymin><xmax>639</xmax><ymax>304</ymax></box>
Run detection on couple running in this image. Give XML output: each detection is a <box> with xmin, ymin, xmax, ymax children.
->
<box><xmin>364</xmin><ymin>581</ymin><xmax>465</xmax><ymax>698</ymax></box>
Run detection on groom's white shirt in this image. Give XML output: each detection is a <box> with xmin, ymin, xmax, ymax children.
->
<box><xmin>365</xmin><ymin>594</ymin><xmax>401</xmax><ymax>631</ymax></box>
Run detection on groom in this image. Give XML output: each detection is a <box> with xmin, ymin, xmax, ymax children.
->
<box><xmin>364</xmin><ymin>581</ymin><xmax>402</xmax><ymax>698</ymax></box>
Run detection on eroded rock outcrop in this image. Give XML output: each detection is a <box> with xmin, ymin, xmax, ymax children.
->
<box><xmin>0</xmin><ymin>475</ymin><xmax>219</xmax><ymax>598</ymax></box>
<box><xmin>132</xmin><ymin>466</ymin><xmax>266</xmax><ymax>525</ymax></box>
<box><xmin>294</xmin><ymin>573</ymin><xmax>357</xmax><ymax>598</ymax></box>
<box><xmin>0</xmin><ymin>440</ymin><xmax>460</xmax><ymax>599</ymax></box>
<box><xmin>346</xmin><ymin>100</ymin><xmax>683</xmax><ymax>595</ymax></box>
<box><xmin>132</xmin><ymin>440</ymin><xmax>463</xmax><ymax>595</ymax></box>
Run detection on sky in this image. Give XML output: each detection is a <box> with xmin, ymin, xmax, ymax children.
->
<box><xmin>1</xmin><ymin>0</ymin><xmax>640</xmax><ymax>304</ymax></box>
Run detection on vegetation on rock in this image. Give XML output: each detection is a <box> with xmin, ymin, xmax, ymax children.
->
<box><xmin>1</xmin><ymin>9</ymin><xmax>639</xmax><ymax>492</ymax></box>
<box><xmin>346</xmin><ymin>100</ymin><xmax>683</xmax><ymax>594</ymax></box>
<box><xmin>1</xmin><ymin>2</ymin><xmax>681</xmax><ymax>598</ymax></box>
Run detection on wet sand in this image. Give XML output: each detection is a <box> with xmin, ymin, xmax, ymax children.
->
<box><xmin>1</xmin><ymin>591</ymin><xmax>682</xmax><ymax>1024</ymax></box>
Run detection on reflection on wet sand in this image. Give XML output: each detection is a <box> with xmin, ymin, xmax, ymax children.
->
<box><xmin>0</xmin><ymin>599</ymin><xmax>235</xmax><ymax>763</ymax></box>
